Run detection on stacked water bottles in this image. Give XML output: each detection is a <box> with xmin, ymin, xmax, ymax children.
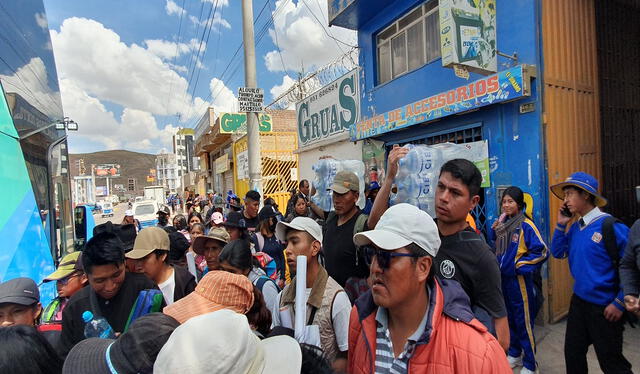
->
<box><xmin>390</xmin><ymin>144</ymin><xmax>443</xmax><ymax>217</ymax></box>
<box><xmin>311</xmin><ymin>158</ymin><xmax>366</xmax><ymax>212</ymax></box>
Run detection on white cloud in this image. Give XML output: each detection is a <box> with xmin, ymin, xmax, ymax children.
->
<box><xmin>202</xmin><ymin>0</ymin><xmax>229</xmax><ymax>6</ymax></box>
<box><xmin>35</xmin><ymin>12</ymin><xmax>48</xmax><ymax>30</ymax></box>
<box><xmin>0</xmin><ymin>57</ymin><xmax>61</xmax><ymax>118</ymax></box>
<box><xmin>165</xmin><ymin>0</ymin><xmax>186</xmax><ymax>16</ymax></box>
<box><xmin>264</xmin><ymin>0</ymin><xmax>357</xmax><ymax>73</ymax></box>
<box><xmin>189</xmin><ymin>11</ymin><xmax>231</xmax><ymax>30</ymax></box>
<box><xmin>144</xmin><ymin>38</ymin><xmax>201</xmax><ymax>60</ymax></box>
<box><xmin>60</xmin><ymin>78</ymin><xmax>178</xmax><ymax>152</ymax></box>
<box><xmin>50</xmin><ymin>17</ymin><xmax>207</xmax><ymax>122</ymax></box>
<box><xmin>209</xmin><ymin>78</ymin><xmax>237</xmax><ymax>112</ymax></box>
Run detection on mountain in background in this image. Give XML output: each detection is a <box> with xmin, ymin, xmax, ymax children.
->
<box><xmin>69</xmin><ymin>150</ymin><xmax>158</xmax><ymax>197</ymax></box>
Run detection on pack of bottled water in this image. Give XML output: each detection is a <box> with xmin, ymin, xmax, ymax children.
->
<box><xmin>311</xmin><ymin>159</ymin><xmax>366</xmax><ymax>212</ymax></box>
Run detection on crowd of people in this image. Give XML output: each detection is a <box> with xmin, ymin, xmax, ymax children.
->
<box><xmin>1</xmin><ymin>147</ymin><xmax>640</xmax><ymax>374</ymax></box>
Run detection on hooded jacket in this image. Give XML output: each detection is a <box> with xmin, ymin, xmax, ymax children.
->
<box><xmin>348</xmin><ymin>278</ymin><xmax>511</xmax><ymax>374</ymax></box>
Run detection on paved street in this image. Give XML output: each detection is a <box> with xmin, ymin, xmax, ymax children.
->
<box><xmin>93</xmin><ymin>202</ymin><xmax>128</xmax><ymax>226</ymax></box>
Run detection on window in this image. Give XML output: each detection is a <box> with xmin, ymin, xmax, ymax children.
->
<box><xmin>377</xmin><ymin>1</ymin><xmax>440</xmax><ymax>85</ymax></box>
<box><xmin>128</xmin><ymin>178</ymin><xmax>135</xmax><ymax>192</ymax></box>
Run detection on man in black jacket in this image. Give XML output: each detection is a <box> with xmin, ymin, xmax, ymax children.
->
<box><xmin>58</xmin><ymin>232</ymin><xmax>161</xmax><ymax>358</ymax></box>
<box><xmin>126</xmin><ymin>227</ymin><xmax>196</xmax><ymax>305</ymax></box>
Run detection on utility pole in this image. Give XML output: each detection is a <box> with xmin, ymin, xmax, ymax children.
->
<box><xmin>241</xmin><ymin>0</ymin><xmax>262</xmax><ymax>195</ymax></box>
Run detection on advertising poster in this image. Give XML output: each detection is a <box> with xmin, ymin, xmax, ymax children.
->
<box><xmin>296</xmin><ymin>69</ymin><xmax>359</xmax><ymax>147</ymax></box>
<box><xmin>440</xmin><ymin>0</ymin><xmax>497</xmax><ymax>74</ymax></box>
<box><xmin>94</xmin><ymin>164</ymin><xmax>120</xmax><ymax>177</ymax></box>
<box><xmin>362</xmin><ymin>139</ymin><xmax>387</xmax><ymax>186</ymax></box>
<box><xmin>352</xmin><ymin>65</ymin><xmax>530</xmax><ymax>141</ymax></box>
<box><xmin>236</xmin><ymin>150</ymin><xmax>249</xmax><ymax>180</ymax></box>
<box><xmin>96</xmin><ymin>186</ymin><xmax>107</xmax><ymax>196</ymax></box>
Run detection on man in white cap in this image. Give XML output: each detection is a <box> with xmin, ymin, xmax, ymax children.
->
<box><xmin>274</xmin><ymin>217</ymin><xmax>351</xmax><ymax>372</ymax></box>
<box><xmin>348</xmin><ymin>204</ymin><xmax>510</xmax><ymax>374</ymax></box>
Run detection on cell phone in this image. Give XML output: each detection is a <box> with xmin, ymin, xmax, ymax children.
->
<box><xmin>561</xmin><ymin>205</ymin><xmax>572</xmax><ymax>217</ymax></box>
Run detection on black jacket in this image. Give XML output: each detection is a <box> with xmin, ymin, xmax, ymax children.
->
<box><xmin>621</xmin><ymin>219</ymin><xmax>640</xmax><ymax>296</ymax></box>
<box><xmin>173</xmin><ymin>265</ymin><xmax>196</xmax><ymax>301</ymax></box>
<box><xmin>58</xmin><ymin>272</ymin><xmax>159</xmax><ymax>358</ymax></box>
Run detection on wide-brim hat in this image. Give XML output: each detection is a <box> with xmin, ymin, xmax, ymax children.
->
<box><xmin>550</xmin><ymin>171</ymin><xmax>607</xmax><ymax>207</ymax></box>
<box><xmin>191</xmin><ymin>228</ymin><xmax>230</xmax><ymax>256</ymax></box>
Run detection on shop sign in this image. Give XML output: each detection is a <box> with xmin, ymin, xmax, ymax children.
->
<box><xmin>238</xmin><ymin>87</ymin><xmax>264</xmax><ymax>113</ymax></box>
<box><xmin>220</xmin><ymin>112</ymin><xmax>272</xmax><ymax>134</ymax></box>
<box><xmin>351</xmin><ymin>65</ymin><xmax>530</xmax><ymax>141</ymax></box>
<box><xmin>236</xmin><ymin>150</ymin><xmax>249</xmax><ymax>180</ymax></box>
<box><xmin>215</xmin><ymin>154</ymin><xmax>229</xmax><ymax>174</ymax></box>
<box><xmin>297</xmin><ymin>69</ymin><xmax>359</xmax><ymax>147</ymax></box>
<box><xmin>440</xmin><ymin>0</ymin><xmax>497</xmax><ymax>74</ymax></box>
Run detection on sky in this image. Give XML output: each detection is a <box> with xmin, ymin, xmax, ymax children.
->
<box><xmin>42</xmin><ymin>0</ymin><xmax>356</xmax><ymax>154</ymax></box>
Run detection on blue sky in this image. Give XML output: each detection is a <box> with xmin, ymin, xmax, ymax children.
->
<box><xmin>42</xmin><ymin>0</ymin><xmax>355</xmax><ymax>154</ymax></box>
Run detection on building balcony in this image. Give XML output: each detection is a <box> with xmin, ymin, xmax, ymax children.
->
<box><xmin>328</xmin><ymin>0</ymin><xmax>390</xmax><ymax>29</ymax></box>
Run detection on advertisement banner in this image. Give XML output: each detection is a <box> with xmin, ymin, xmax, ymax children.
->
<box><xmin>362</xmin><ymin>139</ymin><xmax>387</xmax><ymax>186</ymax></box>
<box><xmin>215</xmin><ymin>154</ymin><xmax>229</xmax><ymax>174</ymax></box>
<box><xmin>297</xmin><ymin>69</ymin><xmax>359</xmax><ymax>147</ymax></box>
<box><xmin>236</xmin><ymin>150</ymin><xmax>249</xmax><ymax>180</ymax></box>
<box><xmin>94</xmin><ymin>164</ymin><xmax>120</xmax><ymax>177</ymax></box>
<box><xmin>96</xmin><ymin>186</ymin><xmax>107</xmax><ymax>196</ymax></box>
<box><xmin>219</xmin><ymin>112</ymin><xmax>272</xmax><ymax>134</ymax></box>
<box><xmin>351</xmin><ymin>65</ymin><xmax>530</xmax><ymax>141</ymax></box>
<box><xmin>440</xmin><ymin>0</ymin><xmax>497</xmax><ymax>74</ymax></box>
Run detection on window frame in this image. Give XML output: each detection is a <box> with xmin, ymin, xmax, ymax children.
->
<box><xmin>376</xmin><ymin>1</ymin><xmax>440</xmax><ymax>86</ymax></box>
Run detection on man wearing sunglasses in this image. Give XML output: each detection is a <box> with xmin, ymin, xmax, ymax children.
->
<box><xmin>41</xmin><ymin>251</ymin><xmax>88</xmax><ymax>324</ymax></box>
<box><xmin>348</xmin><ymin>203</ymin><xmax>510</xmax><ymax>374</ymax></box>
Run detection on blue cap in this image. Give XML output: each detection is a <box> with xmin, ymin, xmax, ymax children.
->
<box><xmin>550</xmin><ymin>171</ymin><xmax>607</xmax><ymax>207</ymax></box>
<box><xmin>82</xmin><ymin>310</ymin><xmax>94</xmax><ymax>323</ymax></box>
<box><xmin>369</xmin><ymin>181</ymin><xmax>381</xmax><ymax>190</ymax></box>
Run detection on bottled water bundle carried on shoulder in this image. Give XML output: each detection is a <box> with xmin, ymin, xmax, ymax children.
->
<box><xmin>311</xmin><ymin>159</ymin><xmax>366</xmax><ymax>212</ymax></box>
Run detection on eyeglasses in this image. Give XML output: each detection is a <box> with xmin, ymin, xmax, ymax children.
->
<box><xmin>362</xmin><ymin>245</ymin><xmax>421</xmax><ymax>269</ymax></box>
<box><xmin>58</xmin><ymin>272</ymin><xmax>81</xmax><ymax>285</ymax></box>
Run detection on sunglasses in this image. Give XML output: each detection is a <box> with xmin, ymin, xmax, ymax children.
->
<box><xmin>362</xmin><ymin>245</ymin><xmax>421</xmax><ymax>269</ymax></box>
<box><xmin>58</xmin><ymin>272</ymin><xmax>82</xmax><ymax>285</ymax></box>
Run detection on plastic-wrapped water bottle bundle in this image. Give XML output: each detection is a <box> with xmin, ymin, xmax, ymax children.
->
<box><xmin>311</xmin><ymin>159</ymin><xmax>366</xmax><ymax>212</ymax></box>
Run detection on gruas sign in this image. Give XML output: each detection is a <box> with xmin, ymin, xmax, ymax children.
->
<box><xmin>296</xmin><ymin>69</ymin><xmax>359</xmax><ymax>147</ymax></box>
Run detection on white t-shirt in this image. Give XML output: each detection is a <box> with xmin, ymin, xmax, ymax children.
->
<box><xmin>272</xmin><ymin>286</ymin><xmax>351</xmax><ymax>352</ymax></box>
<box><xmin>158</xmin><ymin>268</ymin><xmax>176</xmax><ymax>305</ymax></box>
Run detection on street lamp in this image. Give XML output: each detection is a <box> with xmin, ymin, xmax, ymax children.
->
<box><xmin>56</xmin><ymin>117</ymin><xmax>78</xmax><ymax>131</ymax></box>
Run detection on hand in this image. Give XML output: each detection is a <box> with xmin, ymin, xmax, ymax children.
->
<box><xmin>386</xmin><ymin>146</ymin><xmax>409</xmax><ymax>182</ymax></box>
<box><xmin>557</xmin><ymin>206</ymin><xmax>571</xmax><ymax>226</ymax></box>
<box><xmin>624</xmin><ymin>295</ymin><xmax>640</xmax><ymax>313</ymax></box>
<box><xmin>491</xmin><ymin>220</ymin><xmax>500</xmax><ymax>230</ymax></box>
<box><xmin>603</xmin><ymin>303</ymin><xmax>623</xmax><ymax>322</ymax></box>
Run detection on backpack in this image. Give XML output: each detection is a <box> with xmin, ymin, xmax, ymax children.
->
<box><xmin>255</xmin><ymin>275</ymin><xmax>280</xmax><ymax>293</ymax></box>
<box><xmin>602</xmin><ymin>216</ymin><xmax>638</xmax><ymax>327</ymax></box>
<box><xmin>123</xmin><ymin>289</ymin><xmax>164</xmax><ymax>332</ymax></box>
<box><xmin>253</xmin><ymin>252</ymin><xmax>279</xmax><ymax>281</ymax></box>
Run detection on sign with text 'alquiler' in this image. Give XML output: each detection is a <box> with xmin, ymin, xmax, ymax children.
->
<box><xmin>238</xmin><ymin>87</ymin><xmax>264</xmax><ymax>113</ymax></box>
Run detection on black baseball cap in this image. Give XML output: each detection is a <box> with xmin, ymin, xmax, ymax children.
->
<box><xmin>223</xmin><ymin>211</ymin><xmax>246</xmax><ymax>228</ymax></box>
<box><xmin>62</xmin><ymin>313</ymin><xmax>180</xmax><ymax>374</ymax></box>
<box><xmin>258</xmin><ymin>205</ymin><xmax>279</xmax><ymax>222</ymax></box>
<box><xmin>0</xmin><ymin>278</ymin><xmax>40</xmax><ymax>306</ymax></box>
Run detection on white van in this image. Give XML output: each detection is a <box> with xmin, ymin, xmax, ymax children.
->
<box><xmin>132</xmin><ymin>201</ymin><xmax>159</xmax><ymax>228</ymax></box>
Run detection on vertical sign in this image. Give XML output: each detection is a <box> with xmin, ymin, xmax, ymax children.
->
<box><xmin>238</xmin><ymin>87</ymin><xmax>264</xmax><ymax>113</ymax></box>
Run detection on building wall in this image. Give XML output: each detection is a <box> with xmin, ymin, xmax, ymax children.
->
<box><xmin>356</xmin><ymin>0</ymin><xmax>548</xmax><ymax>240</ymax></box>
<box><xmin>266</xmin><ymin>109</ymin><xmax>297</xmax><ymax>132</ymax></box>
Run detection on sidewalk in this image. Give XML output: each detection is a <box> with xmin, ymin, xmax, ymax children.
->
<box><xmin>512</xmin><ymin>319</ymin><xmax>640</xmax><ymax>373</ymax></box>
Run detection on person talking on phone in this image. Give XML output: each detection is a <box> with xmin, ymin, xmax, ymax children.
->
<box><xmin>550</xmin><ymin>172</ymin><xmax>632</xmax><ymax>374</ymax></box>
<box><xmin>488</xmin><ymin>186</ymin><xmax>548</xmax><ymax>374</ymax></box>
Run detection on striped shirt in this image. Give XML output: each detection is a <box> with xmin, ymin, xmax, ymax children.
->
<box><xmin>374</xmin><ymin>302</ymin><xmax>430</xmax><ymax>374</ymax></box>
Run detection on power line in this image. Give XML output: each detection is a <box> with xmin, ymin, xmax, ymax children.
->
<box><xmin>162</xmin><ymin>0</ymin><xmax>187</xmax><ymax>128</ymax></box>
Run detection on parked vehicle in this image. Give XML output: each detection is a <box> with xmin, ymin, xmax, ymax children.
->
<box><xmin>132</xmin><ymin>201</ymin><xmax>159</xmax><ymax>228</ymax></box>
<box><xmin>144</xmin><ymin>186</ymin><xmax>166</xmax><ymax>207</ymax></box>
<box><xmin>101</xmin><ymin>202</ymin><xmax>114</xmax><ymax>218</ymax></box>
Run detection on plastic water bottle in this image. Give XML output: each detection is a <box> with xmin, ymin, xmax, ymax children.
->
<box><xmin>83</xmin><ymin>311</ymin><xmax>116</xmax><ymax>339</ymax></box>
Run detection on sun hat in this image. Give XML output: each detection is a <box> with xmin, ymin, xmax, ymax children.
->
<box><xmin>0</xmin><ymin>277</ymin><xmax>40</xmax><ymax>306</ymax></box>
<box><xmin>191</xmin><ymin>227</ymin><xmax>230</xmax><ymax>256</ymax></box>
<box><xmin>153</xmin><ymin>309</ymin><xmax>302</xmax><ymax>374</ymax></box>
<box><xmin>125</xmin><ymin>227</ymin><xmax>170</xmax><ymax>260</ymax></box>
<box><xmin>328</xmin><ymin>171</ymin><xmax>359</xmax><ymax>194</ymax></box>
<box><xmin>163</xmin><ymin>270</ymin><xmax>254</xmax><ymax>324</ymax></box>
<box><xmin>550</xmin><ymin>171</ymin><xmax>607</xmax><ymax>207</ymax></box>
<box><xmin>275</xmin><ymin>217</ymin><xmax>323</xmax><ymax>243</ymax></box>
<box><xmin>62</xmin><ymin>313</ymin><xmax>180</xmax><ymax>374</ymax></box>
<box><xmin>43</xmin><ymin>252</ymin><xmax>83</xmax><ymax>282</ymax></box>
<box><xmin>223</xmin><ymin>211</ymin><xmax>247</xmax><ymax>228</ymax></box>
<box><xmin>353</xmin><ymin>203</ymin><xmax>440</xmax><ymax>257</ymax></box>
<box><xmin>210</xmin><ymin>211</ymin><xmax>224</xmax><ymax>225</ymax></box>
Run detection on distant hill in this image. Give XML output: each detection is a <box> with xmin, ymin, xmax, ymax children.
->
<box><xmin>69</xmin><ymin>150</ymin><xmax>158</xmax><ymax>197</ymax></box>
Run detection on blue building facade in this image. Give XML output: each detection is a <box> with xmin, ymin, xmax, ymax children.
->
<box><xmin>331</xmin><ymin>0</ymin><xmax>549</xmax><ymax>240</ymax></box>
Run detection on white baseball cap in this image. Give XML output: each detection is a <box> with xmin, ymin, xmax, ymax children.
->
<box><xmin>125</xmin><ymin>210</ymin><xmax>134</xmax><ymax>216</ymax></box>
<box><xmin>353</xmin><ymin>203</ymin><xmax>440</xmax><ymax>257</ymax></box>
<box><xmin>153</xmin><ymin>309</ymin><xmax>301</xmax><ymax>374</ymax></box>
<box><xmin>275</xmin><ymin>217</ymin><xmax>322</xmax><ymax>243</ymax></box>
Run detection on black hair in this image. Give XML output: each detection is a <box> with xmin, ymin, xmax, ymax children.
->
<box><xmin>152</xmin><ymin>249</ymin><xmax>170</xmax><ymax>264</ymax></box>
<box><xmin>82</xmin><ymin>232</ymin><xmax>125</xmax><ymax>274</ymax></box>
<box><xmin>173</xmin><ymin>214</ymin><xmax>188</xmax><ymax>231</ymax></box>
<box><xmin>299</xmin><ymin>343</ymin><xmax>334</xmax><ymax>374</ymax></box>
<box><xmin>167</xmin><ymin>231</ymin><xmax>190</xmax><ymax>265</ymax></box>
<box><xmin>440</xmin><ymin>158</ymin><xmax>483</xmax><ymax>197</ymax></box>
<box><xmin>406</xmin><ymin>242</ymin><xmax>435</xmax><ymax>282</ymax></box>
<box><xmin>187</xmin><ymin>212</ymin><xmax>203</xmax><ymax>225</ymax></box>
<box><xmin>245</xmin><ymin>190</ymin><xmax>261</xmax><ymax>202</ymax></box>
<box><xmin>245</xmin><ymin>285</ymin><xmax>272</xmax><ymax>337</ymax></box>
<box><xmin>501</xmin><ymin>186</ymin><xmax>533</xmax><ymax>219</ymax></box>
<box><xmin>264</xmin><ymin>197</ymin><xmax>278</xmax><ymax>209</ymax></box>
<box><xmin>189</xmin><ymin>222</ymin><xmax>205</xmax><ymax>234</ymax></box>
<box><xmin>218</xmin><ymin>239</ymin><xmax>257</xmax><ymax>272</ymax></box>
<box><xmin>562</xmin><ymin>185</ymin><xmax>597</xmax><ymax>205</ymax></box>
<box><xmin>299</xmin><ymin>179</ymin><xmax>309</xmax><ymax>189</ymax></box>
<box><xmin>0</xmin><ymin>325</ymin><xmax>63</xmax><ymax>374</ymax></box>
